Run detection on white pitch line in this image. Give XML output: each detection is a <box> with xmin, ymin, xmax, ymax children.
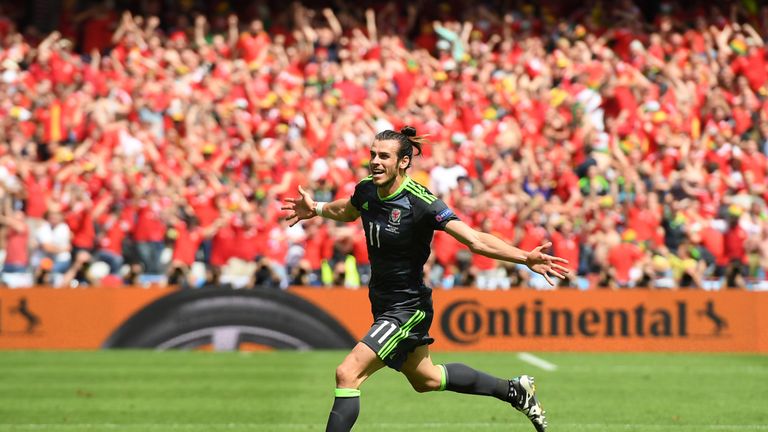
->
<box><xmin>517</xmin><ymin>352</ymin><xmax>558</xmax><ymax>371</ymax></box>
<box><xmin>3</xmin><ymin>423</ymin><xmax>768</xmax><ymax>430</ymax></box>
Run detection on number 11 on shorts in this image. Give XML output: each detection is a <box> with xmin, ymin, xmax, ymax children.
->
<box><xmin>369</xmin><ymin>320</ymin><xmax>396</xmax><ymax>343</ymax></box>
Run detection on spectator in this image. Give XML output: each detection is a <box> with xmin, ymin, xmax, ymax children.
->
<box><xmin>167</xmin><ymin>215</ymin><xmax>225</xmax><ymax>288</ymax></box>
<box><xmin>95</xmin><ymin>204</ymin><xmax>130</xmax><ymax>278</ymax></box>
<box><xmin>0</xmin><ymin>209</ymin><xmax>30</xmax><ymax>274</ymax></box>
<box><xmin>549</xmin><ymin>219</ymin><xmax>580</xmax><ymax>287</ymax></box>
<box><xmin>607</xmin><ymin>230</ymin><xmax>645</xmax><ymax>288</ymax></box>
<box><xmin>133</xmin><ymin>189</ymin><xmax>167</xmax><ymax>276</ymax></box>
<box><xmin>429</xmin><ymin>148</ymin><xmax>468</xmax><ymax>196</ymax></box>
<box><xmin>33</xmin><ymin>209</ymin><xmax>72</xmax><ymax>286</ymax></box>
<box><xmin>0</xmin><ymin>0</ymin><xmax>766</xmax><ymax>290</ymax></box>
<box><xmin>724</xmin><ymin>209</ymin><xmax>749</xmax><ymax>288</ymax></box>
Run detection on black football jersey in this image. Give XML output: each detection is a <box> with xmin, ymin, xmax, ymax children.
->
<box><xmin>350</xmin><ymin>176</ymin><xmax>460</xmax><ymax>314</ymax></box>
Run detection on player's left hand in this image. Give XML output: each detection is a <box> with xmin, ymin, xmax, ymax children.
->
<box><xmin>525</xmin><ymin>242</ymin><xmax>570</xmax><ymax>286</ymax></box>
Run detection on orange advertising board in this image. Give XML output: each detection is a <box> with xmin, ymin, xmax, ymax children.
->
<box><xmin>291</xmin><ymin>288</ymin><xmax>768</xmax><ymax>353</ymax></box>
<box><xmin>0</xmin><ymin>287</ymin><xmax>173</xmax><ymax>349</ymax></box>
<box><xmin>1</xmin><ymin>287</ymin><xmax>766</xmax><ymax>352</ymax></box>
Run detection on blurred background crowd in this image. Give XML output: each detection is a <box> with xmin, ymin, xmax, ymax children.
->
<box><xmin>1</xmin><ymin>0</ymin><xmax>767</xmax><ymax>290</ymax></box>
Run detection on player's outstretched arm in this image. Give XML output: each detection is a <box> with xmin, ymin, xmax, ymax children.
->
<box><xmin>281</xmin><ymin>186</ymin><xmax>360</xmax><ymax>226</ymax></box>
<box><xmin>444</xmin><ymin>219</ymin><xmax>570</xmax><ymax>286</ymax></box>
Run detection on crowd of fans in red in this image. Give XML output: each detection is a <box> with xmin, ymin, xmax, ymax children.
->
<box><xmin>0</xmin><ymin>0</ymin><xmax>767</xmax><ymax>290</ymax></box>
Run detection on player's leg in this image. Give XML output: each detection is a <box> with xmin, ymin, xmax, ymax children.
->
<box><xmin>399</xmin><ymin>344</ymin><xmax>443</xmax><ymax>392</ymax></box>
<box><xmin>400</xmin><ymin>345</ymin><xmax>548</xmax><ymax>431</ymax></box>
<box><xmin>326</xmin><ymin>342</ymin><xmax>385</xmax><ymax>432</ymax></box>
<box><xmin>400</xmin><ymin>344</ymin><xmax>509</xmax><ymax>399</ymax></box>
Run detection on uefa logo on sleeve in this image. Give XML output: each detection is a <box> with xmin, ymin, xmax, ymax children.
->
<box><xmin>436</xmin><ymin>208</ymin><xmax>454</xmax><ymax>222</ymax></box>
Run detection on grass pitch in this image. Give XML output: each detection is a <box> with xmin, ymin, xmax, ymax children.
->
<box><xmin>0</xmin><ymin>351</ymin><xmax>766</xmax><ymax>431</ymax></box>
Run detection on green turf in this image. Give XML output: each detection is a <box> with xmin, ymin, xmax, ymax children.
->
<box><xmin>0</xmin><ymin>351</ymin><xmax>766</xmax><ymax>431</ymax></box>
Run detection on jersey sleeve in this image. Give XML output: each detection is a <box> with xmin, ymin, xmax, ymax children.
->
<box><xmin>349</xmin><ymin>177</ymin><xmax>372</xmax><ymax>211</ymax></box>
<box><xmin>413</xmin><ymin>196</ymin><xmax>460</xmax><ymax>231</ymax></box>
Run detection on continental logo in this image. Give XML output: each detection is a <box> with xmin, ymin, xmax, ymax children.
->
<box><xmin>440</xmin><ymin>299</ymin><xmax>729</xmax><ymax>344</ymax></box>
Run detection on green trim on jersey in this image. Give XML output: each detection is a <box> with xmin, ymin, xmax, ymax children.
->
<box><xmin>359</xmin><ymin>175</ymin><xmax>373</xmax><ymax>183</ymax></box>
<box><xmin>404</xmin><ymin>181</ymin><xmax>437</xmax><ymax>204</ymax></box>
<box><xmin>378</xmin><ymin>176</ymin><xmax>413</xmax><ymax>201</ymax></box>
<box><xmin>334</xmin><ymin>388</ymin><xmax>361</xmax><ymax>398</ymax></box>
<box><xmin>378</xmin><ymin>310</ymin><xmax>426</xmax><ymax>359</ymax></box>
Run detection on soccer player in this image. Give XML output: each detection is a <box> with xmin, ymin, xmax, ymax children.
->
<box><xmin>282</xmin><ymin>126</ymin><xmax>569</xmax><ymax>432</ymax></box>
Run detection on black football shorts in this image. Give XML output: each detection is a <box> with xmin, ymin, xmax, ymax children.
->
<box><xmin>361</xmin><ymin>308</ymin><xmax>434</xmax><ymax>371</ymax></box>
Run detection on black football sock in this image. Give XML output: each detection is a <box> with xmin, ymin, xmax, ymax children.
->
<box><xmin>325</xmin><ymin>388</ymin><xmax>360</xmax><ymax>432</ymax></box>
<box><xmin>439</xmin><ymin>363</ymin><xmax>510</xmax><ymax>402</ymax></box>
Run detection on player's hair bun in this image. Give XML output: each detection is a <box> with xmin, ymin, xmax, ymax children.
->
<box><xmin>400</xmin><ymin>126</ymin><xmax>417</xmax><ymax>137</ymax></box>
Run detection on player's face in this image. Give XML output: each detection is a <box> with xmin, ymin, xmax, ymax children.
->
<box><xmin>369</xmin><ymin>139</ymin><xmax>409</xmax><ymax>187</ymax></box>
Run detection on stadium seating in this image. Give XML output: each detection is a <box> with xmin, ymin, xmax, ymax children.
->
<box><xmin>0</xmin><ymin>1</ymin><xmax>766</xmax><ymax>289</ymax></box>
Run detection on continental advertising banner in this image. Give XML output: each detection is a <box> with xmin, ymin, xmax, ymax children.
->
<box><xmin>0</xmin><ymin>287</ymin><xmax>766</xmax><ymax>352</ymax></box>
<box><xmin>292</xmin><ymin>288</ymin><xmax>768</xmax><ymax>353</ymax></box>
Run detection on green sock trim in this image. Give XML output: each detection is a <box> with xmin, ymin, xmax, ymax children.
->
<box><xmin>438</xmin><ymin>364</ymin><xmax>447</xmax><ymax>391</ymax></box>
<box><xmin>335</xmin><ymin>388</ymin><xmax>361</xmax><ymax>398</ymax></box>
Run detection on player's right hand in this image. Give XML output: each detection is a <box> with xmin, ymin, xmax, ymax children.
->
<box><xmin>281</xmin><ymin>185</ymin><xmax>316</xmax><ymax>227</ymax></box>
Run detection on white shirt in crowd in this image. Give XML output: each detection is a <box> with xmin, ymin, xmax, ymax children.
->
<box><xmin>35</xmin><ymin>222</ymin><xmax>72</xmax><ymax>262</ymax></box>
<box><xmin>430</xmin><ymin>164</ymin><xmax>468</xmax><ymax>196</ymax></box>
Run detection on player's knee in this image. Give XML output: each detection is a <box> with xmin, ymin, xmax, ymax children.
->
<box><xmin>334</xmin><ymin>364</ymin><xmax>358</xmax><ymax>388</ymax></box>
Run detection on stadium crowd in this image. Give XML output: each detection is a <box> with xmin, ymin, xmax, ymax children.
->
<box><xmin>1</xmin><ymin>0</ymin><xmax>768</xmax><ymax>290</ymax></box>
